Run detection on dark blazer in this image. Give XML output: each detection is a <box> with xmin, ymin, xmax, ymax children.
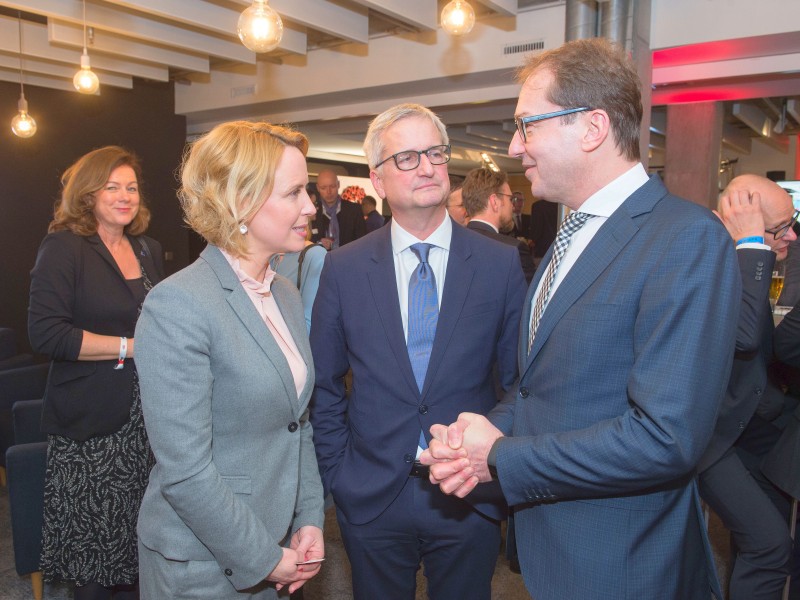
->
<box><xmin>529</xmin><ymin>199</ymin><xmax>559</xmax><ymax>258</ymax></box>
<box><xmin>488</xmin><ymin>176</ymin><xmax>740</xmax><ymax>600</ymax></box>
<box><xmin>467</xmin><ymin>220</ymin><xmax>535</xmax><ymax>284</ymax></box>
<box><xmin>764</xmin><ymin>297</ymin><xmax>800</xmax><ymax>498</ymax></box>
<box><xmin>507</xmin><ymin>213</ymin><xmax>531</xmax><ymax>239</ymax></box>
<box><xmin>310</xmin><ymin>221</ymin><xmax>526</xmax><ymax>524</ymax></box>
<box><xmin>28</xmin><ymin>230</ymin><xmax>163</xmax><ymax>441</ymax></box>
<box><xmin>310</xmin><ymin>198</ymin><xmax>366</xmax><ymax>247</ymax></box>
<box><xmin>698</xmin><ymin>248</ymin><xmax>775</xmax><ymax>473</ymax></box>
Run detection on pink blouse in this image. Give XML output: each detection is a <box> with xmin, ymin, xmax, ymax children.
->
<box><xmin>221</xmin><ymin>250</ymin><xmax>307</xmax><ymax>399</ymax></box>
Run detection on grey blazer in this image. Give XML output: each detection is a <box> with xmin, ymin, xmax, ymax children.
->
<box><xmin>135</xmin><ymin>245</ymin><xmax>324</xmax><ymax>593</ymax></box>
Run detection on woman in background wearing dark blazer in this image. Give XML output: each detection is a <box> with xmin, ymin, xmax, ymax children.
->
<box><xmin>28</xmin><ymin>146</ymin><xmax>163</xmax><ymax>600</ymax></box>
<box><xmin>135</xmin><ymin>121</ymin><xmax>324</xmax><ymax>599</ymax></box>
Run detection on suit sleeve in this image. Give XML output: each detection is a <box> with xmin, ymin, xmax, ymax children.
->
<box><xmin>309</xmin><ymin>253</ymin><xmax>351</xmax><ymax>496</ymax></box>
<box><xmin>28</xmin><ymin>233</ymin><xmax>83</xmax><ymax>360</ymax></box>
<box><xmin>734</xmin><ymin>248</ymin><xmax>775</xmax><ymax>356</ymax></box>
<box><xmin>298</xmin><ymin>245</ymin><xmax>326</xmax><ymax>335</ymax></box>
<box><xmin>493</xmin><ymin>216</ymin><xmax>741</xmax><ymax>504</ymax></box>
<box><xmin>135</xmin><ymin>282</ymin><xmax>284</xmax><ymax>588</ymax></box>
<box><xmin>775</xmin><ymin>300</ymin><xmax>800</xmax><ymax>367</ymax></box>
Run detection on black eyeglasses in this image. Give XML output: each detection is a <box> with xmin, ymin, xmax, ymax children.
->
<box><xmin>375</xmin><ymin>144</ymin><xmax>451</xmax><ymax>171</ymax></box>
<box><xmin>766</xmin><ymin>209</ymin><xmax>800</xmax><ymax>239</ymax></box>
<box><xmin>514</xmin><ymin>107</ymin><xmax>591</xmax><ymax>143</ymax></box>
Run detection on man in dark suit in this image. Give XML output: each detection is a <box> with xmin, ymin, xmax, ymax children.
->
<box><xmin>310</xmin><ymin>103</ymin><xmax>526</xmax><ymax>599</ymax></box>
<box><xmin>310</xmin><ymin>168</ymin><xmax>366</xmax><ymax>249</ymax></box>
<box><xmin>528</xmin><ymin>198</ymin><xmax>559</xmax><ymax>268</ymax></box>
<box><xmin>462</xmin><ymin>167</ymin><xmax>535</xmax><ymax>284</ymax></box>
<box><xmin>361</xmin><ymin>195</ymin><xmax>385</xmax><ymax>233</ymax></box>
<box><xmin>697</xmin><ymin>175</ymin><xmax>797</xmax><ymax>600</ymax></box>
<box><xmin>422</xmin><ymin>38</ymin><xmax>741</xmax><ymax>600</ymax></box>
<box><xmin>503</xmin><ymin>192</ymin><xmax>531</xmax><ymax>239</ymax></box>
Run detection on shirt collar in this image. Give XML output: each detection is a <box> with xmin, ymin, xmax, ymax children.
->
<box><xmin>391</xmin><ymin>211</ymin><xmax>452</xmax><ymax>256</ymax></box>
<box><xmin>578</xmin><ymin>163</ymin><xmax>648</xmax><ymax>218</ymax></box>
<box><xmin>470</xmin><ymin>218</ymin><xmax>499</xmax><ymax>233</ymax></box>
<box><xmin>220</xmin><ymin>248</ymin><xmax>276</xmax><ymax>296</ymax></box>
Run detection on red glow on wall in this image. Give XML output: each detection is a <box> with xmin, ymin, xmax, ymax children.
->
<box><xmin>653</xmin><ymin>40</ymin><xmax>748</xmax><ymax>68</ymax></box>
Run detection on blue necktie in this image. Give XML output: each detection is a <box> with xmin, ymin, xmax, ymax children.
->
<box><xmin>408</xmin><ymin>243</ymin><xmax>438</xmax><ymax>450</ymax></box>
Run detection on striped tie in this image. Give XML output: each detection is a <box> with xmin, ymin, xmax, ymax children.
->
<box><xmin>528</xmin><ymin>211</ymin><xmax>591</xmax><ymax>353</ymax></box>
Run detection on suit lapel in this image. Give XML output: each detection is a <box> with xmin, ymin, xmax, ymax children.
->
<box><xmin>272</xmin><ymin>278</ymin><xmax>314</xmax><ymax>412</ymax></box>
<box><xmin>522</xmin><ymin>175</ymin><xmax>666</xmax><ymax>377</ymax></box>
<box><xmin>202</xmin><ymin>245</ymin><xmax>300</xmax><ymax>410</ymax></box>
<box><xmin>366</xmin><ymin>227</ymin><xmax>421</xmax><ymax>398</ymax></box>
<box><xmin>423</xmin><ymin>225</ymin><xmax>475</xmax><ymax>399</ymax></box>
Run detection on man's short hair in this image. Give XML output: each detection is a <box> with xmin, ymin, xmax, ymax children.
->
<box><xmin>461</xmin><ymin>168</ymin><xmax>508</xmax><ymax>217</ymax></box>
<box><xmin>518</xmin><ymin>38</ymin><xmax>642</xmax><ymax>162</ymax></box>
<box><xmin>362</xmin><ymin>195</ymin><xmax>377</xmax><ymax>210</ymax></box>
<box><xmin>363</xmin><ymin>103</ymin><xmax>449</xmax><ymax>169</ymax></box>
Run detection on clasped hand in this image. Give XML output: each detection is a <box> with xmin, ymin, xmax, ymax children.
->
<box><xmin>418</xmin><ymin>412</ymin><xmax>503</xmax><ymax>498</ymax></box>
<box><xmin>268</xmin><ymin>525</ymin><xmax>324</xmax><ymax>594</ymax></box>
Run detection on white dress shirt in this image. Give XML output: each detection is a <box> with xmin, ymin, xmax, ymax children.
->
<box><xmin>391</xmin><ymin>212</ymin><xmax>452</xmax><ymax>341</ymax></box>
<box><xmin>530</xmin><ymin>163</ymin><xmax>650</xmax><ymax>318</ymax></box>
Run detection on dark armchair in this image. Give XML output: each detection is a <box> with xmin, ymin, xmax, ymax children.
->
<box><xmin>0</xmin><ymin>362</ymin><xmax>49</xmax><ymax>485</ymax></box>
<box><xmin>6</xmin><ymin>439</ymin><xmax>47</xmax><ymax>600</ymax></box>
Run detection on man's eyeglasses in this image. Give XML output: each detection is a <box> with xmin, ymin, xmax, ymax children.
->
<box><xmin>514</xmin><ymin>107</ymin><xmax>591</xmax><ymax>143</ymax></box>
<box><xmin>375</xmin><ymin>144</ymin><xmax>451</xmax><ymax>171</ymax></box>
<box><xmin>766</xmin><ymin>209</ymin><xmax>800</xmax><ymax>240</ymax></box>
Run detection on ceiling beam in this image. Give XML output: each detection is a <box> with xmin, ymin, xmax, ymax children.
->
<box><xmin>48</xmin><ymin>20</ymin><xmax>210</xmax><ymax>73</ymax></box>
<box><xmin>475</xmin><ymin>0</ymin><xmax>518</xmax><ymax>17</ymax></box>
<box><xmin>231</xmin><ymin>0</ymin><xmax>370</xmax><ymax>44</ymax></box>
<box><xmin>733</xmin><ymin>101</ymin><xmax>790</xmax><ymax>153</ymax></box>
<box><xmin>465</xmin><ymin>123</ymin><xmax>511</xmax><ymax>143</ymax></box>
<box><xmin>0</xmin><ymin>16</ymin><xmax>169</xmax><ymax>81</ymax></box>
<box><xmin>347</xmin><ymin>0</ymin><xmax>437</xmax><ymax>30</ymax></box>
<box><xmin>0</xmin><ymin>65</ymin><xmax>90</xmax><ymax>92</ymax></box>
<box><xmin>1</xmin><ymin>0</ymin><xmax>260</xmax><ymax>63</ymax></box>
<box><xmin>721</xmin><ymin>123</ymin><xmax>753</xmax><ymax>155</ymax></box>
<box><xmin>0</xmin><ymin>52</ymin><xmax>133</xmax><ymax>88</ymax></box>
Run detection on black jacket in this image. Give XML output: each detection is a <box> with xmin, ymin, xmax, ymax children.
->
<box><xmin>310</xmin><ymin>199</ymin><xmax>366</xmax><ymax>248</ymax></box>
<box><xmin>29</xmin><ymin>230</ymin><xmax>164</xmax><ymax>441</ymax></box>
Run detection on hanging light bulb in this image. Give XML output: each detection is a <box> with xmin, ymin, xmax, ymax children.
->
<box><xmin>12</xmin><ymin>93</ymin><xmax>37</xmax><ymax>138</ymax></box>
<box><xmin>74</xmin><ymin>49</ymin><xmax>100</xmax><ymax>94</ymax></box>
<box><xmin>11</xmin><ymin>13</ymin><xmax>37</xmax><ymax>139</ymax></box>
<box><xmin>441</xmin><ymin>0</ymin><xmax>476</xmax><ymax>36</ymax></box>
<box><xmin>73</xmin><ymin>0</ymin><xmax>100</xmax><ymax>94</ymax></box>
<box><xmin>238</xmin><ymin>0</ymin><xmax>283</xmax><ymax>53</ymax></box>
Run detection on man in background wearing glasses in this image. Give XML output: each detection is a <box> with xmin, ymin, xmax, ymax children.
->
<box><xmin>697</xmin><ymin>175</ymin><xmax>797</xmax><ymax>600</ymax></box>
<box><xmin>462</xmin><ymin>166</ymin><xmax>535</xmax><ymax>284</ymax></box>
<box><xmin>422</xmin><ymin>38</ymin><xmax>741</xmax><ymax>600</ymax></box>
<box><xmin>310</xmin><ymin>103</ymin><xmax>526</xmax><ymax>599</ymax></box>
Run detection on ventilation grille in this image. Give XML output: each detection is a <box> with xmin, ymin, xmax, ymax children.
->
<box><xmin>503</xmin><ymin>40</ymin><xmax>545</xmax><ymax>56</ymax></box>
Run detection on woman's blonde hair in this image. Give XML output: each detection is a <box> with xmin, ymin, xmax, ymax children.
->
<box><xmin>180</xmin><ymin>120</ymin><xmax>309</xmax><ymax>257</ymax></box>
<box><xmin>49</xmin><ymin>146</ymin><xmax>149</xmax><ymax>236</ymax></box>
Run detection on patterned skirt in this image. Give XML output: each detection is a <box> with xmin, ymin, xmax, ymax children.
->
<box><xmin>40</xmin><ymin>373</ymin><xmax>154</xmax><ymax>587</ymax></box>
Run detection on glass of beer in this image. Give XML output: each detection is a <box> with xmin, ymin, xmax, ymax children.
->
<box><xmin>770</xmin><ymin>267</ymin><xmax>785</xmax><ymax>310</ymax></box>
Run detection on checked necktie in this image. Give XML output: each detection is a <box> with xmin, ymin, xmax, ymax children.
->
<box><xmin>528</xmin><ymin>211</ymin><xmax>591</xmax><ymax>353</ymax></box>
<box><xmin>407</xmin><ymin>243</ymin><xmax>438</xmax><ymax>449</ymax></box>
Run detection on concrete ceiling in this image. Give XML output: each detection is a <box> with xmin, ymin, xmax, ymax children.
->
<box><xmin>2</xmin><ymin>1</ymin><xmax>798</xmax><ymax>176</ymax></box>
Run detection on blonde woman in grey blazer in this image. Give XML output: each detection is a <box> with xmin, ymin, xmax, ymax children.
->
<box><xmin>134</xmin><ymin>121</ymin><xmax>324</xmax><ymax>599</ymax></box>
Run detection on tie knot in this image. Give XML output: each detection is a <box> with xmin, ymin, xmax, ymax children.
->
<box><xmin>561</xmin><ymin>211</ymin><xmax>591</xmax><ymax>231</ymax></box>
<box><xmin>410</xmin><ymin>243</ymin><xmax>434</xmax><ymax>264</ymax></box>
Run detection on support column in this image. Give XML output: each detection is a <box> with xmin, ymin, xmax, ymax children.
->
<box><xmin>664</xmin><ymin>102</ymin><xmax>724</xmax><ymax>208</ymax></box>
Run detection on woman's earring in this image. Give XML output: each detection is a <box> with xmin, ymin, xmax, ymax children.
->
<box><xmin>239</xmin><ymin>223</ymin><xmax>248</xmax><ymax>235</ymax></box>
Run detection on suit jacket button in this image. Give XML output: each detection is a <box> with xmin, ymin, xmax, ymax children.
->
<box><xmin>738</xmin><ymin>420</ymin><xmax>745</xmax><ymax>430</ymax></box>
<box><xmin>520</xmin><ymin>387</ymin><xmax>529</xmax><ymax>398</ymax></box>
<box><xmin>225</xmin><ymin>568</ymin><xmax>233</xmax><ymax>576</ymax></box>
<box><xmin>419</xmin><ymin>405</ymin><xmax>428</xmax><ymax>414</ymax></box>
<box><xmin>288</xmin><ymin>422</ymin><xmax>298</xmax><ymax>432</ymax></box>
<box><xmin>404</xmin><ymin>453</ymin><xmax>414</xmax><ymax>463</ymax></box>
<box><xmin>755</xmin><ymin>388</ymin><xmax>762</xmax><ymax>395</ymax></box>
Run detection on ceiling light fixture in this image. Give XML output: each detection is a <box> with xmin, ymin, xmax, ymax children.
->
<box><xmin>73</xmin><ymin>0</ymin><xmax>100</xmax><ymax>94</ymax></box>
<box><xmin>441</xmin><ymin>0</ymin><xmax>476</xmax><ymax>36</ymax></box>
<box><xmin>11</xmin><ymin>13</ymin><xmax>37</xmax><ymax>139</ymax></box>
<box><xmin>238</xmin><ymin>0</ymin><xmax>283</xmax><ymax>53</ymax></box>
